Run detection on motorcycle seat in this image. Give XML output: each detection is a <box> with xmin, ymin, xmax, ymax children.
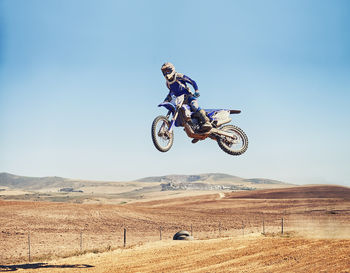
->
<box><xmin>204</xmin><ymin>109</ymin><xmax>241</xmax><ymax>115</ymax></box>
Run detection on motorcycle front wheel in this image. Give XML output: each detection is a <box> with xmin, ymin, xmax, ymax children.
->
<box><xmin>151</xmin><ymin>116</ymin><xmax>174</xmax><ymax>152</ymax></box>
<box><xmin>217</xmin><ymin>125</ymin><xmax>248</xmax><ymax>155</ymax></box>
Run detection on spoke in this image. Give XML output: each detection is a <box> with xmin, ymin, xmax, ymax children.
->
<box><xmin>224</xmin><ymin>129</ymin><xmax>244</xmax><ymax>151</ymax></box>
<box><xmin>156</xmin><ymin>119</ymin><xmax>171</xmax><ymax>148</ymax></box>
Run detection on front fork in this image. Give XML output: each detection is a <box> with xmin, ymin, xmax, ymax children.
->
<box><xmin>168</xmin><ymin>109</ymin><xmax>179</xmax><ymax>133</ymax></box>
<box><xmin>158</xmin><ymin>111</ymin><xmax>173</xmax><ymax>139</ymax></box>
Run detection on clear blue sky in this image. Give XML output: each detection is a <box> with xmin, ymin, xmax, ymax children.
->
<box><xmin>1</xmin><ymin>0</ymin><xmax>349</xmax><ymax>186</ymax></box>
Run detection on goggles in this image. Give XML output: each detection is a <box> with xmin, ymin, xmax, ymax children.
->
<box><xmin>162</xmin><ymin>68</ymin><xmax>173</xmax><ymax>76</ymax></box>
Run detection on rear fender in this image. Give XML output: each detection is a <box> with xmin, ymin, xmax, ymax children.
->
<box><xmin>211</xmin><ymin>128</ymin><xmax>235</xmax><ymax>138</ymax></box>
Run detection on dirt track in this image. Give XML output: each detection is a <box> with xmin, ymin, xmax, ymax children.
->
<box><xmin>2</xmin><ymin>235</ymin><xmax>349</xmax><ymax>273</ymax></box>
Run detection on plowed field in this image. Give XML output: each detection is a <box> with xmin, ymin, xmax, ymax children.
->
<box><xmin>2</xmin><ymin>236</ymin><xmax>349</xmax><ymax>272</ymax></box>
<box><xmin>1</xmin><ymin>185</ymin><xmax>350</xmax><ymax>272</ymax></box>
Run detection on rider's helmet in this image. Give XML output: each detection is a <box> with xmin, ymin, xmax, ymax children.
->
<box><xmin>161</xmin><ymin>62</ymin><xmax>177</xmax><ymax>84</ymax></box>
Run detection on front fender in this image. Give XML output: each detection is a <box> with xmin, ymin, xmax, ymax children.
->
<box><xmin>158</xmin><ymin>102</ymin><xmax>176</xmax><ymax>114</ymax></box>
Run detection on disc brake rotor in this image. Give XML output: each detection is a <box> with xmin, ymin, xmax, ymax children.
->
<box><xmin>224</xmin><ymin>134</ymin><xmax>238</xmax><ymax>146</ymax></box>
<box><xmin>158</xmin><ymin>123</ymin><xmax>170</xmax><ymax>140</ymax></box>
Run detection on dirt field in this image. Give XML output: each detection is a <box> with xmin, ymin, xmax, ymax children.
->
<box><xmin>1</xmin><ymin>185</ymin><xmax>350</xmax><ymax>272</ymax></box>
<box><xmin>2</xmin><ymin>235</ymin><xmax>349</xmax><ymax>273</ymax></box>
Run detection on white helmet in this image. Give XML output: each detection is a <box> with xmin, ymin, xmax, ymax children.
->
<box><xmin>161</xmin><ymin>62</ymin><xmax>177</xmax><ymax>84</ymax></box>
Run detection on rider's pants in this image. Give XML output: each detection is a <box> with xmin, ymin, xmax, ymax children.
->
<box><xmin>188</xmin><ymin>96</ymin><xmax>200</xmax><ymax>112</ymax></box>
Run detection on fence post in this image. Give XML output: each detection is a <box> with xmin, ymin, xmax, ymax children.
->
<box><xmin>263</xmin><ymin>219</ymin><xmax>265</xmax><ymax>235</ymax></box>
<box><xmin>28</xmin><ymin>232</ymin><xmax>31</xmax><ymax>263</ymax></box>
<box><xmin>80</xmin><ymin>231</ymin><xmax>83</xmax><ymax>252</ymax></box>
<box><xmin>281</xmin><ymin>218</ymin><xmax>284</xmax><ymax>235</ymax></box>
<box><xmin>160</xmin><ymin>226</ymin><xmax>162</xmax><ymax>240</ymax></box>
<box><xmin>191</xmin><ymin>224</ymin><xmax>193</xmax><ymax>236</ymax></box>
<box><xmin>219</xmin><ymin>222</ymin><xmax>221</xmax><ymax>237</ymax></box>
<box><xmin>242</xmin><ymin>221</ymin><xmax>244</xmax><ymax>236</ymax></box>
<box><xmin>123</xmin><ymin>228</ymin><xmax>126</xmax><ymax>247</ymax></box>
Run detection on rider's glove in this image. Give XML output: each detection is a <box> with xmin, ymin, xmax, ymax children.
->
<box><xmin>194</xmin><ymin>91</ymin><xmax>200</xmax><ymax>98</ymax></box>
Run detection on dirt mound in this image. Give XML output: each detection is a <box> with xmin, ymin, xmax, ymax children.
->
<box><xmin>226</xmin><ymin>185</ymin><xmax>350</xmax><ymax>199</ymax></box>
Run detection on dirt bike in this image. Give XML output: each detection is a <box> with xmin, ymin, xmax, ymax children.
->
<box><xmin>151</xmin><ymin>94</ymin><xmax>248</xmax><ymax>155</ymax></box>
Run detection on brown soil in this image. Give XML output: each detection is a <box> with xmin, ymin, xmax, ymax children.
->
<box><xmin>1</xmin><ymin>185</ymin><xmax>350</xmax><ymax>272</ymax></box>
<box><xmin>2</xmin><ymin>236</ymin><xmax>350</xmax><ymax>273</ymax></box>
<box><xmin>226</xmin><ymin>185</ymin><xmax>350</xmax><ymax>199</ymax></box>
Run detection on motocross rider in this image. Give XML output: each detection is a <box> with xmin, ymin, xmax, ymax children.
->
<box><xmin>161</xmin><ymin>62</ymin><xmax>212</xmax><ymax>133</ymax></box>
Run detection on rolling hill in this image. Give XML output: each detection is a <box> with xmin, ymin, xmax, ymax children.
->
<box><xmin>0</xmin><ymin>172</ymin><xmax>291</xmax><ymax>190</ymax></box>
<box><xmin>0</xmin><ymin>173</ymin><xmax>69</xmax><ymax>190</ymax></box>
<box><xmin>136</xmin><ymin>173</ymin><xmax>287</xmax><ymax>184</ymax></box>
<box><xmin>0</xmin><ymin>172</ymin><xmax>295</xmax><ymax>203</ymax></box>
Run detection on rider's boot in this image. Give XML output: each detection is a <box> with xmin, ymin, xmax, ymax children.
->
<box><xmin>197</xmin><ymin>109</ymin><xmax>212</xmax><ymax>131</ymax></box>
<box><xmin>192</xmin><ymin>139</ymin><xmax>200</xmax><ymax>144</ymax></box>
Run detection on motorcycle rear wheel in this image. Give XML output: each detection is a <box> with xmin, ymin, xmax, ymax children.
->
<box><xmin>217</xmin><ymin>125</ymin><xmax>248</xmax><ymax>155</ymax></box>
<box><xmin>151</xmin><ymin>116</ymin><xmax>174</xmax><ymax>152</ymax></box>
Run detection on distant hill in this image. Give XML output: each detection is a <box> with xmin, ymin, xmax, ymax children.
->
<box><xmin>0</xmin><ymin>173</ymin><xmax>66</xmax><ymax>189</ymax></box>
<box><xmin>0</xmin><ymin>172</ymin><xmax>292</xmax><ymax>192</ymax></box>
<box><xmin>0</xmin><ymin>173</ymin><xmax>97</xmax><ymax>190</ymax></box>
<box><xmin>136</xmin><ymin>173</ymin><xmax>286</xmax><ymax>185</ymax></box>
<box><xmin>242</xmin><ymin>178</ymin><xmax>286</xmax><ymax>184</ymax></box>
<box><xmin>136</xmin><ymin>173</ymin><xmax>240</xmax><ymax>183</ymax></box>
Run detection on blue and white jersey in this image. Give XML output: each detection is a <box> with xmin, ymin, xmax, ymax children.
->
<box><xmin>164</xmin><ymin>73</ymin><xmax>198</xmax><ymax>99</ymax></box>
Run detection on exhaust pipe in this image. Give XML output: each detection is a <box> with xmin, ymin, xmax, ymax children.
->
<box><xmin>183</xmin><ymin>123</ymin><xmax>211</xmax><ymax>140</ymax></box>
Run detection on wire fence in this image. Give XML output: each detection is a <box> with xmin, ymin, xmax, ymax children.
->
<box><xmin>1</xmin><ymin>215</ymin><xmax>349</xmax><ymax>265</ymax></box>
